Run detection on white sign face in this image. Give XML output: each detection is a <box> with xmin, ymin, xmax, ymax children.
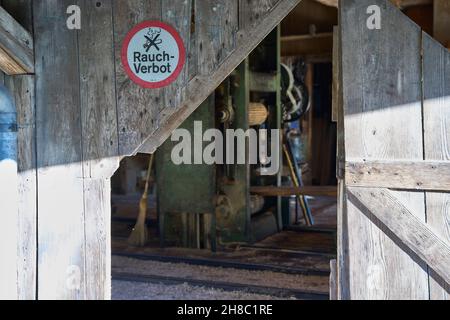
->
<box><xmin>122</xmin><ymin>21</ymin><xmax>185</xmax><ymax>88</ymax></box>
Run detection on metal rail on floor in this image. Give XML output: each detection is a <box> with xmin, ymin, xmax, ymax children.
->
<box><xmin>234</xmin><ymin>244</ymin><xmax>337</xmax><ymax>259</ymax></box>
<box><xmin>284</xmin><ymin>225</ymin><xmax>337</xmax><ymax>234</ymax></box>
<box><xmin>112</xmin><ymin>272</ymin><xmax>329</xmax><ymax>300</ymax></box>
<box><xmin>112</xmin><ymin>252</ymin><xmax>330</xmax><ymax>276</ymax></box>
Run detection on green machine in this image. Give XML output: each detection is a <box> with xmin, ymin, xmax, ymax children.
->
<box><xmin>156</xmin><ymin>28</ymin><xmax>283</xmax><ymax>250</ymax></box>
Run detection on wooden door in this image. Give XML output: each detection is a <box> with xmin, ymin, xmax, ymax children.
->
<box><xmin>338</xmin><ymin>0</ymin><xmax>449</xmax><ymax>300</ymax></box>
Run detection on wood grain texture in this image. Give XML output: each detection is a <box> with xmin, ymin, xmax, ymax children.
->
<box><xmin>83</xmin><ymin>178</ymin><xmax>112</xmax><ymax>300</ymax></box>
<box><xmin>113</xmin><ymin>0</ymin><xmax>163</xmax><ymax>156</ymax></box>
<box><xmin>197</xmin><ymin>0</ymin><xmax>238</xmax><ymax>75</ymax></box>
<box><xmin>340</xmin><ymin>0</ymin><xmax>428</xmax><ymax>299</ymax></box>
<box><xmin>239</xmin><ymin>0</ymin><xmax>280</xmax><ymax>29</ymax></box>
<box><xmin>34</xmin><ymin>0</ymin><xmax>86</xmax><ymax>299</ymax></box>
<box><xmin>138</xmin><ymin>0</ymin><xmax>301</xmax><ymax>154</ymax></box>
<box><xmin>2</xmin><ymin>0</ymin><xmax>36</xmax><ymax>300</ymax></box>
<box><xmin>79</xmin><ymin>0</ymin><xmax>119</xmax><ymax>179</ymax></box>
<box><xmin>18</xmin><ymin>0</ymin><xmax>299</xmax><ymax>299</ymax></box>
<box><xmin>0</xmin><ymin>5</ymin><xmax>33</xmax><ymax>74</ymax></box>
<box><xmin>346</xmin><ymin>160</ymin><xmax>450</xmax><ymax>191</ymax></box>
<box><xmin>0</xmin><ymin>62</ymin><xmax>18</xmax><ymax>300</ymax></box>
<box><xmin>5</xmin><ymin>74</ymin><xmax>36</xmax><ymax>300</ymax></box>
<box><xmin>423</xmin><ymin>32</ymin><xmax>450</xmax><ymax>299</ymax></box>
<box><xmin>331</xmin><ymin>30</ymin><xmax>338</xmax><ymax>122</ymax></box>
<box><xmin>161</xmin><ymin>0</ymin><xmax>192</xmax><ymax>111</ymax></box>
<box><xmin>329</xmin><ymin>259</ymin><xmax>337</xmax><ymax>300</ymax></box>
<box><xmin>335</xmin><ymin>25</ymin><xmax>350</xmax><ymax>300</ymax></box>
<box><xmin>78</xmin><ymin>0</ymin><xmax>118</xmax><ymax>300</ymax></box>
<box><xmin>348</xmin><ymin>187</ymin><xmax>450</xmax><ymax>288</ymax></box>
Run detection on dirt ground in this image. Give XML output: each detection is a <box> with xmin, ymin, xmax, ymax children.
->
<box><xmin>112</xmin><ymin>280</ymin><xmax>296</xmax><ymax>300</ymax></box>
<box><xmin>112</xmin><ymin>256</ymin><xmax>328</xmax><ymax>292</ymax></box>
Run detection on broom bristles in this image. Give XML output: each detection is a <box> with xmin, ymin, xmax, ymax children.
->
<box><xmin>128</xmin><ymin>154</ymin><xmax>153</xmax><ymax>247</ymax></box>
<box><xmin>127</xmin><ymin>197</ymin><xmax>149</xmax><ymax>246</ymax></box>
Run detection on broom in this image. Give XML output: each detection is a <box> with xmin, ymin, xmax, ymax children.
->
<box><xmin>128</xmin><ymin>154</ymin><xmax>154</xmax><ymax>247</ymax></box>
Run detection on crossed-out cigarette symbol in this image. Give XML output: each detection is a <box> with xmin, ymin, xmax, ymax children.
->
<box><xmin>144</xmin><ymin>28</ymin><xmax>163</xmax><ymax>52</ymax></box>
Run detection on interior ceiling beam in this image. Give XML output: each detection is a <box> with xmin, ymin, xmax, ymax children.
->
<box><xmin>281</xmin><ymin>32</ymin><xmax>333</xmax><ymax>57</ymax></box>
<box><xmin>314</xmin><ymin>0</ymin><xmax>432</xmax><ymax>9</ymax></box>
<box><xmin>0</xmin><ymin>6</ymin><xmax>34</xmax><ymax>75</ymax></box>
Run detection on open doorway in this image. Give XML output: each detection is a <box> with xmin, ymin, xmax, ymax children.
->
<box><xmin>109</xmin><ymin>0</ymin><xmax>339</xmax><ymax>301</ymax></box>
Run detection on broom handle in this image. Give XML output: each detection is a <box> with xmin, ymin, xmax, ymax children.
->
<box><xmin>143</xmin><ymin>154</ymin><xmax>154</xmax><ymax>198</ymax></box>
<box><xmin>135</xmin><ymin>154</ymin><xmax>154</xmax><ymax>226</ymax></box>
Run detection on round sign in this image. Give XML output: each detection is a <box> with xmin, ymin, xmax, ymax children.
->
<box><xmin>121</xmin><ymin>21</ymin><xmax>186</xmax><ymax>89</ymax></box>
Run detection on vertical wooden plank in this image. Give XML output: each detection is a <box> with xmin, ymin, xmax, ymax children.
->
<box><xmin>332</xmin><ymin>27</ymin><xmax>339</xmax><ymax>123</ymax></box>
<box><xmin>329</xmin><ymin>259</ymin><xmax>337</xmax><ymax>300</ymax></box>
<box><xmin>78</xmin><ymin>0</ymin><xmax>118</xmax><ymax>300</ymax></box>
<box><xmin>161</xmin><ymin>0</ymin><xmax>192</xmax><ymax>111</ymax></box>
<box><xmin>83</xmin><ymin>178</ymin><xmax>112</xmax><ymax>300</ymax></box>
<box><xmin>239</xmin><ymin>0</ymin><xmax>280</xmax><ymax>29</ymax></box>
<box><xmin>423</xmin><ymin>32</ymin><xmax>450</xmax><ymax>300</ymax></box>
<box><xmin>79</xmin><ymin>0</ymin><xmax>118</xmax><ymax>178</ymax></box>
<box><xmin>433</xmin><ymin>0</ymin><xmax>450</xmax><ymax>49</ymax></box>
<box><xmin>4</xmin><ymin>75</ymin><xmax>36</xmax><ymax>300</ymax></box>
<box><xmin>197</xmin><ymin>0</ymin><xmax>239</xmax><ymax>76</ymax></box>
<box><xmin>188</xmin><ymin>0</ymin><xmax>197</xmax><ymax>81</ymax></box>
<box><xmin>113</xmin><ymin>0</ymin><xmax>163</xmax><ymax>156</ymax></box>
<box><xmin>334</xmin><ymin>26</ymin><xmax>350</xmax><ymax>300</ymax></box>
<box><xmin>34</xmin><ymin>0</ymin><xmax>86</xmax><ymax>299</ymax></box>
<box><xmin>0</xmin><ymin>72</ymin><xmax>18</xmax><ymax>300</ymax></box>
<box><xmin>2</xmin><ymin>0</ymin><xmax>36</xmax><ymax>300</ymax></box>
<box><xmin>340</xmin><ymin>0</ymin><xmax>428</xmax><ymax>299</ymax></box>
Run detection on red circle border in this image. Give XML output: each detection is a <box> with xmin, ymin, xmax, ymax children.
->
<box><xmin>121</xmin><ymin>21</ymin><xmax>186</xmax><ymax>89</ymax></box>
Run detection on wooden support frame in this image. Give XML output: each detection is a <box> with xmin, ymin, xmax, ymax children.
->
<box><xmin>339</xmin><ymin>0</ymin><xmax>449</xmax><ymax>299</ymax></box>
<box><xmin>0</xmin><ymin>6</ymin><xmax>33</xmax><ymax>75</ymax></box>
<box><xmin>348</xmin><ymin>187</ymin><xmax>450</xmax><ymax>287</ymax></box>
<box><xmin>137</xmin><ymin>0</ymin><xmax>301</xmax><ymax>154</ymax></box>
<box><xmin>346</xmin><ymin>160</ymin><xmax>450</xmax><ymax>191</ymax></box>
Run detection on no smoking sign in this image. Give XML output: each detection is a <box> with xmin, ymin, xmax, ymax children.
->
<box><xmin>121</xmin><ymin>21</ymin><xmax>186</xmax><ymax>89</ymax></box>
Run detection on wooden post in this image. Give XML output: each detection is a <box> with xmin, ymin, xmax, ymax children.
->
<box><xmin>329</xmin><ymin>259</ymin><xmax>338</xmax><ymax>300</ymax></box>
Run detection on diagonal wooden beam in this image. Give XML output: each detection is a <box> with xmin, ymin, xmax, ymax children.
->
<box><xmin>137</xmin><ymin>0</ymin><xmax>302</xmax><ymax>154</ymax></box>
<box><xmin>0</xmin><ymin>6</ymin><xmax>33</xmax><ymax>75</ymax></box>
<box><xmin>347</xmin><ymin>186</ymin><xmax>450</xmax><ymax>286</ymax></box>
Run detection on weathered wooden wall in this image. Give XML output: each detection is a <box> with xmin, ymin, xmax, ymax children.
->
<box><xmin>0</xmin><ymin>0</ymin><xmax>36</xmax><ymax>300</ymax></box>
<box><xmin>2</xmin><ymin>0</ymin><xmax>300</xmax><ymax>299</ymax></box>
<box><xmin>340</xmin><ymin>0</ymin><xmax>449</xmax><ymax>300</ymax></box>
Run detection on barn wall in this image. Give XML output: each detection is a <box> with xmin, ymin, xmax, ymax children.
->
<box><xmin>0</xmin><ymin>0</ymin><xmax>36</xmax><ymax>300</ymax></box>
<box><xmin>2</xmin><ymin>0</ymin><xmax>300</xmax><ymax>299</ymax></box>
<box><xmin>340</xmin><ymin>0</ymin><xmax>450</xmax><ymax>300</ymax></box>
